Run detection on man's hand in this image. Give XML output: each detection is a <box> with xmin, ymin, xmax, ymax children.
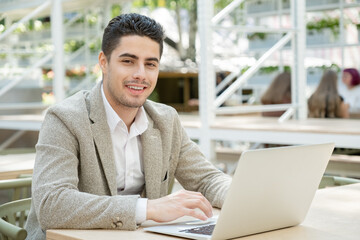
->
<box><xmin>146</xmin><ymin>189</ymin><xmax>213</xmax><ymax>222</ymax></box>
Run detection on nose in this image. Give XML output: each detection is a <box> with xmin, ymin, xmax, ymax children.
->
<box><xmin>133</xmin><ymin>64</ymin><xmax>146</xmax><ymax>80</ymax></box>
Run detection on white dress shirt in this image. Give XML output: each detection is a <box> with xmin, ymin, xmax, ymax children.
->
<box><xmin>101</xmin><ymin>84</ymin><xmax>148</xmax><ymax>224</ymax></box>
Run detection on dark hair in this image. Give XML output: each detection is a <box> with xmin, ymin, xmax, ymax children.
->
<box><xmin>343</xmin><ymin>68</ymin><xmax>360</xmax><ymax>86</ymax></box>
<box><xmin>102</xmin><ymin>13</ymin><xmax>165</xmax><ymax>60</ymax></box>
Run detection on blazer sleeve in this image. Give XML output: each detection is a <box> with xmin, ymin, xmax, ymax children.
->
<box><xmin>172</xmin><ymin>114</ymin><xmax>232</xmax><ymax>208</ymax></box>
<box><xmin>31</xmin><ymin>107</ymin><xmax>139</xmax><ymax>231</ymax></box>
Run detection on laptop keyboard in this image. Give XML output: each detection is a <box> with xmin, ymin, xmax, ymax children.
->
<box><xmin>180</xmin><ymin>224</ymin><xmax>215</xmax><ymax>235</ymax></box>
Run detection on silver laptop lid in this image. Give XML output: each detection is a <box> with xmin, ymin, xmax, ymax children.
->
<box><xmin>212</xmin><ymin>143</ymin><xmax>334</xmax><ymax>240</ymax></box>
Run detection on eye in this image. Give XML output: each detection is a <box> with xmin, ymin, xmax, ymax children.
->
<box><xmin>146</xmin><ymin>62</ymin><xmax>158</xmax><ymax>68</ymax></box>
<box><xmin>121</xmin><ymin>59</ymin><xmax>134</xmax><ymax>64</ymax></box>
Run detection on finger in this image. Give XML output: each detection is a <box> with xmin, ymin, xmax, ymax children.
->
<box><xmin>174</xmin><ymin>190</ymin><xmax>213</xmax><ymax>216</ymax></box>
<box><xmin>171</xmin><ymin>190</ymin><xmax>214</xmax><ymax>218</ymax></box>
<box><xmin>184</xmin><ymin>192</ymin><xmax>213</xmax><ymax>216</ymax></box>
<box><xmin>183</xmin><ymin>198</ymin><xmax>213</xmax><ymax>218</ymax></box>
<box><xmin>184</xmin><ymin>208</ymin><xmax>209</xmax><ymax>221</ymax></box>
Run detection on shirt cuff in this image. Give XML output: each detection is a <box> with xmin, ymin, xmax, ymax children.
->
<box><xmin>135</xmin><ymin>198</ymin><xmax>148</xmax><ymax>224</ymax></box>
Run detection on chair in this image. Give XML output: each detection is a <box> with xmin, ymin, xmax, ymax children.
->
<box><xmin>0</xmin><ymin>198</ymin><xmax>31</xmax><ymax>240</ymax></box>
<box><xmin>319</xmin><ymin>175</ymin><xmax>360</xmax><ymax>189</ymax></box>
<box><xmin>0</xmin><ymin>178</ymin><xmax>32</xmax><ymax>203</ymax></box>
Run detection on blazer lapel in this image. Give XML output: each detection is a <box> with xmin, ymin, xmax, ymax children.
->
<box><xmin>88</xmin><ymin>82</ymin><xmax>117</xmax><ymax>196</ymax></box>
<box><xmin>141</xmin><ymin>119</ymin><xmax>163</xmax><ymax>199</ymax></box>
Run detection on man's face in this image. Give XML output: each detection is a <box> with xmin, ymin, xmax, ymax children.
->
<box><xmin>99</xmin><ymin>35</ymin><xmax>160</xmax><ymax>109</ymax></box>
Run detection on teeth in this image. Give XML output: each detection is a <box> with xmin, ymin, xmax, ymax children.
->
<box><xmin>128</xmin><ymin>86</ymin><xmax>144</xmax><ymax>90</ymax></box>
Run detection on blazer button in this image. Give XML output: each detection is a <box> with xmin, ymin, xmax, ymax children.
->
<box><xmin>116</xmin><ymin>221</ymin><xmax>123</xmax><ymax>228</ymax></box>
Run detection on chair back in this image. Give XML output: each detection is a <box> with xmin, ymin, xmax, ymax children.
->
<box><xmin>0</xmin><ymin>178</ymin><xmax>32</xmax><ymax>203</ymax></box>
<box><xmin>0</xmin><ymin>198</ymin><xmax>31</xmax><ymax>240</ymax></box>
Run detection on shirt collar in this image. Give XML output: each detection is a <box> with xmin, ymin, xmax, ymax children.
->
<box><xmin>101</xmin><ymin>83</ymin><xmax>148</xmax><ymax>135</ymax></box>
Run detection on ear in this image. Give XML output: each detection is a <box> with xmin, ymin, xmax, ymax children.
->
<box><xmin>98</xmin><ymin>51</ymin><xmax>108</xmax><ymax>73</ymax></box>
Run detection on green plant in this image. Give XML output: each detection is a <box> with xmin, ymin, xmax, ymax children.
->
<box><xmin>240</xmin><ymin>66</ymin><xmax>291</xmax><ymax>75</ymax></box>
<box><xmin>307</xmin><ymin>17</ymin><xmax>340</xmax><ymax>37</ymax></box>
<box><xmin>89</xmin><ymin>38</ymin><xmax>101</xmax><ymax>53</ymax></box>
<box><xmin>307</xmin><ymin>64</ymin><xmax>341</xmax><ymax>73</ymax></box>
<box><xmin>248</xmin><ymin>32</ymin><xmax>267</xmax><ymax>40</ymax></box>
<box><xmin>64</xmin><ymin>40</ymin><xmax>85</xmax><ymax>53</ymax></box>
<box><xmin>259</xmin><ymin>66</ymin><xmax>291</xmax><ymax>74</ymax></box>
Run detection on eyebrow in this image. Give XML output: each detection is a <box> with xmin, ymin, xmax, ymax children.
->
<box><xmin>118</xmin><ymin>53</ymin><xmax>159</xmax><ymax>63</ymax></box>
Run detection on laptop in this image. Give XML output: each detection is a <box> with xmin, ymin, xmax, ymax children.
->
<box><xmin>144</xmin><ymin>143</ymin><xmax>335</xmax><ymax>240</ymax></box>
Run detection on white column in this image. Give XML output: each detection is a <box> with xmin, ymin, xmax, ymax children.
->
<box><xmin>291</xmin><ymin>0</ymin><xmax>307</xmax><ymax>119</ymax></box>
<box><xmin>197</xmin><ymin>1</ymin><xmax>216</xmax><ymax>161</ymax></box>
<box><xmin>339</xmin><ymin>0</ymin><xmax>344</xmax><ymax>71</ymax></box>
<box><xmin>51</xmin><ymin>0</ymin><xmax>65</xmax><ymax>102</ymax></box>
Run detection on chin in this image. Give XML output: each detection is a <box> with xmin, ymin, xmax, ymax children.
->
<box><xmin>126</xmin><ymin>100</ymin><xmax>147</xmax><ymax>108</ymax></box>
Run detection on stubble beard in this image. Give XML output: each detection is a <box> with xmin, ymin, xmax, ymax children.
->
<box><xmin>107</xmin><ymin>81</ymin><xmax>148</xmax><ymax>109</ymax></box>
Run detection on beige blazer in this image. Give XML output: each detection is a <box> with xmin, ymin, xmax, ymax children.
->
<box><xmin>25</xmin><ymin>82</ymin><xmax>231</xmax><ymax>240</ymax></box>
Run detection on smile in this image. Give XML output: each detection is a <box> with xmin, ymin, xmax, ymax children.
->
<box><xmin>128</xmin><ymin>86</ymin><xmax>145</xmax><ymax>90</ymax></box>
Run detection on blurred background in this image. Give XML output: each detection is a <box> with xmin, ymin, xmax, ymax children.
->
<box><xmin>1</xmin><ymin>0</ymin><xmax>360</xmax><ymax>181</ymax></box>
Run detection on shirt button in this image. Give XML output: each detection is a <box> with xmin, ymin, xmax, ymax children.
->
<box><xmin>117</xmin><ymin>221</ymin><xmax>123</xmax><ymax>228</ymax></box>
<box><xmin>111</xmin><ymin>223</ymin><xmax>117</xmax><ymax>228</ymax></box>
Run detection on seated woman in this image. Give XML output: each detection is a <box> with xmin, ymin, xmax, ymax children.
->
<box><xmin>339</xmin><ymin>68</ymin><xmax>360</xmax><ymax>114</ymax></box>
<box><xmin>260</xmin><ymin>72</ymin><xmax>291</xmax><ymax>117</ymax></box>
<box><xmin>308</xmin><ymin>70</ymin><xmax>349</xmax><ymax>118</ymax></box>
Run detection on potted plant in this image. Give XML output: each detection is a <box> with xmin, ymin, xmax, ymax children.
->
<box><xmin>306</xmin><ymin>17</ymin><xmax>340</xmax><ymax>45</ymax></box>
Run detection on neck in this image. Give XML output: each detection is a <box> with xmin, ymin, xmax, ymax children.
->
<box><xmin>114</xmin><ymin>105</ymin><xmax>139</xmax><ymax>131</ymax></box>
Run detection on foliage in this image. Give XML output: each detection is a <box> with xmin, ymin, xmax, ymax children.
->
<box><xmin>247</xmin><ymin>32</ymin><xmax>267</xmax><ymax>40</ymax></box>
<box><xmin>132</xmin><ymin>0</ymin><xmax>198</xmax><ymax>11</ymax></box>
<box><xmin>214</xmin><ymin>0</ymin><xmax>237</xmax><ymax>10</ymax></box>
<box><xmin>241</xmin><ymin>66</ymin><xmax>291</xmax><ymax>75</ymax></box>
<box><xmin>111</xmin><ymin>5</ymin><xmax>122</xmax><ymax>18</ymax></box>
<box><xmin>64</xmin><ymin>40</ymin><xmax>84</xmax><ymax>53</ymax></box>
<box><xmin>249</xmin><ymin>17</ymin><xmax>342</xmax><ymax>41</ymax></box>
<box><xmin>307</xmin><ymin>17</ymin><xmax>340</xmax><ymax>36</ymax></box>
<box><xmin>89</xmin><ymin>38</ymin><xmax>102</xmax><ymax>53</ymax></box>
<box><xmin>308</xmin><ymin>63</ymin><xmax>341</xmax><ymax>73</ymax></box>
<box><xmin>259</xmin><ymin>66</ymin><xmax>291</xmax><ymax>74</ymax></box>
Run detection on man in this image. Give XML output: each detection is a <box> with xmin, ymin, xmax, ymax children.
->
<box><xmin>25</xmin><ymin>13</ymin><xmax>231</xmax><ymax>240</ymax></box>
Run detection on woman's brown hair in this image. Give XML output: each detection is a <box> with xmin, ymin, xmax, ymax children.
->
<box><xmin>308</xmin><ymin>70</ymin><xmax>343</xmax><ymax>118</ymax></box>
<box><xmin>261</xmin><ymin>72</ymin><xmax>291</xmax><ymax>105</ymax></box>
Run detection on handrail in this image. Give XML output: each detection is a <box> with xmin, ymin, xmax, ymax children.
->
<box><xmin>215</xmin><ymin>71</ymin><xmax>240</xmax><ymax>95</ymax></box>
<box><xmin>215</xmin><ymin>104</ymin><xmax>295</xmax><ymax>115</ymax></box>
<box><xmin>212</xmin><ymin>0</ymin><xmax>245</xmax><ymax>24</ymax></box>
<box><xmin>0</xmin><ymin>52</ymin><xmax>53</xmax><ymax>98</ymax></box>
<box><xmin>212</xmin><ymin>25</ymin><xmax>295</xmax><ymax>33</ymax></box>
<box><xmin>0</xmin><ymin>102</ymin><xmax>49</xmax><ymax>110</ymax></box>
<box><xmin>214</xmin><ymin>32</ymin><xmax>293</xmax><ymax>108</ymax></box>
<box><xmin>0</xmin><ymin>0</ymin><xmax>51</xmax><ymax>42</ymax></box>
